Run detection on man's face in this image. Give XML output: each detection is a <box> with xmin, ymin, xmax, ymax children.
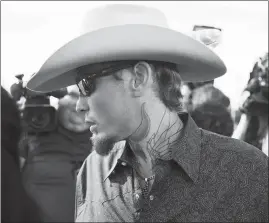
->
<box><xmin>76</xmin><ymin>72</ymin><xmax>141</xmax><ymax>155</ymax></box>
<box><xmin>181</xmin><ymin>84</ymin><xmax>192</xmax><ymax>111</ymax></box>
<box><xmin>58</xmin><ymin>85</ymin><xmax>90</xmax><ymax>133</ymax></box>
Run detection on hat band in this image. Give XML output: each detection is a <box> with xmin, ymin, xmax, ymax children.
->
<box><xmin>76</xmin><ymin>60</ymin><xmax>139</xmax><ymax>82</ymax></box>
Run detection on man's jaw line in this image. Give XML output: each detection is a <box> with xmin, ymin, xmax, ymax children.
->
<box><xmin>126</xmin><ymin>104</ymin><xmax>182</xmax><ymax>163</ymax></box>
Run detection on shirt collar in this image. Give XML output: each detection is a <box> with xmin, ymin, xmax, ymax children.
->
<box><xmin>104</xmin><ymin>113</ymin><xmax>202</xmax><ymax>183</ymax></box>
<box><xmin>170</xmin><ymin>113</ymin><xmax>202</xmax><ymax>183</ymax></box>
<box><xmin>103</xmin><ymin>141</ymin><xmax>127</xmax><ymax>182</ymax></box>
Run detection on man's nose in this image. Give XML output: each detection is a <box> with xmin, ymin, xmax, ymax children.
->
<box><xmin>76</xmin><ymin>96</ymin><xmax>89</xmax><ymax>112</ymax></box>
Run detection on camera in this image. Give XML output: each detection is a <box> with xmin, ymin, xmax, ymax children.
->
<box><xmin>240</xmin><ymin>53</ymin><xmax>268</xmax><ymax>116</ymax></box>
<box><xmin>10</xmin><ymin>74</ymin><xmax>67</xmax><ymax>133</ymax></box>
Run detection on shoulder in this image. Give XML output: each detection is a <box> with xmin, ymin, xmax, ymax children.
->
<box><xmin>201</xmin><ymin>129</ymin><xmax>267</xmax><ymax>162</ymax></box>
<box><xmin>199</xmin><ymin>129</ymin><xmax>268</xmax><ymax>221</ymax></box>
<box><xmin>200</xmin><ymin>129</ymin><xmax>268</xmax><ymax>182</ymax></box>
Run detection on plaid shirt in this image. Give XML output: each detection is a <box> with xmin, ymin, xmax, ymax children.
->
<box><xmin>75</xmin><ymin>114</ymin><xmax>268</xmax><ymax>222</ymax></box>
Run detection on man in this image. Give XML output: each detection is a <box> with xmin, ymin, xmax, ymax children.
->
<box><xmin>26</xmin><ymin>4</ymin><xmax>268</xmax><ymax>222</ymax></box>
<box><xmin>21</xmin><ymin>85</ymin><xmax>92</xmax><ymax>222</ymax></box>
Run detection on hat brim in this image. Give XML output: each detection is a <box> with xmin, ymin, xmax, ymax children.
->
<box><xmin>26</xmin><ymin>24</ymin><xmax>227</xmax><ymax>93</ymax></box>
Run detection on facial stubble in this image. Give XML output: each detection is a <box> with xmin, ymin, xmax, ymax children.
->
<box><xmin>91</xmin><ymin>134</ymin><xmax>117</xmax><ymax>156</ymax></box>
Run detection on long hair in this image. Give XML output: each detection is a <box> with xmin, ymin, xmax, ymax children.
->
<box><xmin>111</xmin><ymin>61</ymin><xmax>184</xmax><ymax>113</ymax></box>
<box><xmin>249</xmin><ymin>52</ymin><xmax>268</xmax><ymax>80</ymax></box>
<box><xmin>242</xmin><ymin>52</ymin><xmax>268</xmax><ymax>149</ymax></box>
<box><xmin>150</xmin><ymin>62</ymin><xmax>184</xmax><ymax>113</ymax></box>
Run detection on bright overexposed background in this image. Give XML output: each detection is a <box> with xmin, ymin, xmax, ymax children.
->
<box><xmin>1</xmin><ymin>1</ymin><xmax>268</xmax><ymax>109</ymax></box>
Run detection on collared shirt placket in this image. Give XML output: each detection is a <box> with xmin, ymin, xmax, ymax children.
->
<box><xmin>131</xmin><ymin>169</ymin><xmax>161</xmax><ymax>222</ymax></box>
<box><xmin>108</xmin><ymin>159</ymin><xmax>146</xmax><ymax>221</ymax></box>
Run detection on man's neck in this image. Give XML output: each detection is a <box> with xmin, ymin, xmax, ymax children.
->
<box><xmin>127</xmin><ymin>102</ymin><xmax>183</xmax><ymax>178</ymax></box>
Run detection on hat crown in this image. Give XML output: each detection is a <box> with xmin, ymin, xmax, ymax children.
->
<box><xmin>26</xmin><ymin>4</ymin><xmax>227</xmax><ymax>92</ymax></box>
<box><xmin>80</xmin><ymin>4</ymin><xmax>169</xmax><ymax>35</ymax></box>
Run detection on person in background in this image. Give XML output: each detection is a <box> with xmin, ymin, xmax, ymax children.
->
<box><xmin>232</xmin><ymin>52</ymin><xmax>268</xmax><ymax>156</ymax></box>
<box><xmin>191</xmin><ymin>84</ymin><xmax>230</xmax><ymax>110</ymax></box>
<box><xmin>57</xmin><ymin>85</ymin><xmax>93</xmax><ymax>170</ymax></box>
<box><xmin>21</xmin><ymin>85</ymin><xmax>92</xmax><ymax>222</ymax></box>
<box><xmin>26</xmin><ymin>4</ymin><xmax>268</xmax><ymax>222</ymax></box>
<box><xmin>1</xmin><ymin>86</ymin><xmax>41</xmax><ymax>222</ymax></box>
<box><xmin>182</xmin><ymin>82</ymin><xmax>230</xmax><ymax>112</ymax></box>
<box><xmin>187</xmin><ymin>84</ymin><xmax>233</xmax><ymax>136</ymax></box>
<box><xmin>190</xmin><ymin>102</ymin><xmax>234</xmax><ymax>136</ymax></box>
<box><xmin>233</xmin><ymin>113</ymin><xmax>268</xmax><ymax>154</ymax></box>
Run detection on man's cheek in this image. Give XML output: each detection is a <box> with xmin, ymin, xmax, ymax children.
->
<box><xmin>93</xmin><ymin>98</ymin><xmax>112</xmax><ymax>116</ymax></box>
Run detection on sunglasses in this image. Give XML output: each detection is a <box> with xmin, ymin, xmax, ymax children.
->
<box><xmin>76</xmin><ymin>61</ymin><xmax>138</xmax><ymax>96</ymax></box>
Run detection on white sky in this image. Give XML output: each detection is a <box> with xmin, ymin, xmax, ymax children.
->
<box><xmin>1</xmin><ymin>1</ymin><xmax>268</xmax><ymax>109</ymax></box>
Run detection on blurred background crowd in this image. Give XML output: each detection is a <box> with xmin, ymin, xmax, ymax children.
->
<box><xmin>1</xmin><ymin>1</ymin><xmax>268</xmax><ymax>222</ymax></box>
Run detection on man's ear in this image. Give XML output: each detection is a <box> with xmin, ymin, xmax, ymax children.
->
<box><xmin>131</xmin><ymin>61</ymin><xmax>153</xmax><ymax>97</ymax></box>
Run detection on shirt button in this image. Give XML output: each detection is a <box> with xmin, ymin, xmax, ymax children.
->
<box><xmin>149</xmin><ymin>195</ymin><xmax>154</xmax><ymax>201</ymax></box>
<box><xmin>134</xmin><ymin>210</ymin><xmax>141</xmax><ymax>219</ymax></box>
<box><xmin>121</xmin><ymin>161</ymin><xmax>127</xmax><ymax>166</ymax></box>
<box><xmin>135</xmin><ymin>193</ymin><xmax>140</xmax><ymax>200</ymax></box>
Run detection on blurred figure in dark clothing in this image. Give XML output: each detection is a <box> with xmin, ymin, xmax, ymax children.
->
<box><xmin>233</xmin><ymin>113</ymin><xmax>267</xmax><ymax>151</ymax></box>
<box><xmin>21</xmin><ymin>85</ymin><xmax>92</xmax><ymax>222</ymax></box>
<box><xmin>191</xmin><ymin>84</ymin><xmax>230</xmax><ymax>109</ymax></box>
<box><xmin>184</xmin><ymin>83</ymin><xmax>233</xmax><ymax>136</ymax></box>
<box><xmin>233</xmin><ymin>53</ymin><xmax>268</xmax><ymax>155</ymax></box>
<box><xmin>190</xmin><ymin>102</ymin><xmax>234</xmax><ymax>136</ymax></box>
<box><xmin>1</xmin><ymin>86</ymin><xmax>41</xmax><ymax>222</ymax></box>
<box><xmin>182</xmin><ymin>82</ymin><xmax>230</xmax><ymax>112</ymax></box>
<box><xmin>186</xmin><ymin>80</ymin><xmax>214</xmax><ymax>91</ymax></box>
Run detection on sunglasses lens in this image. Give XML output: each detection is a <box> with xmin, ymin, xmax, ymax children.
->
<box><xmin>77</xmin><ymin>81</ymin><xmax>86</xmax><ymax>96</ymax></box>
<box><xmin>76</xmin><ymin>62</ymin><xmax>137</xmax><ymax>96</ymax></box>
<box><xmin>77</xmin><ymin>78</ymin><xmax>95</xmax><ymax>96</ymax></box>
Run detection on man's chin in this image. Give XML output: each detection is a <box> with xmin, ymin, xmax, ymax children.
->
<box><xmin>91</xmin><ymin>134</ymin><xmax>117</xmax><ymax>156</ymax></box>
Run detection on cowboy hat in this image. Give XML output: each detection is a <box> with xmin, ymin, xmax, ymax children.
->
<box><xmin>26</xmin><ymin>4</ymin><xmax>227</xmax><ymax>93</ymax></box>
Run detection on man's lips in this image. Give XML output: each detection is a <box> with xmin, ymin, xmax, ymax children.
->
<box><xmin>86</xmin><ymin>120</ymin><xmax>98</xmax><ymax>133</ymax></box>
<box><xmin>87</xmin><ymin>121</ymin><xmax>96</xmax><ymax>126</ymax></box>
<box><xmin>87</xmin><ymin>121</ymin><xmax>97</xmax><ymax>131</ymax></box>
<box><xmin>89</xmin><ymin>124</ymin><xmax>97</xmax><ymax>133</ymax></box>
